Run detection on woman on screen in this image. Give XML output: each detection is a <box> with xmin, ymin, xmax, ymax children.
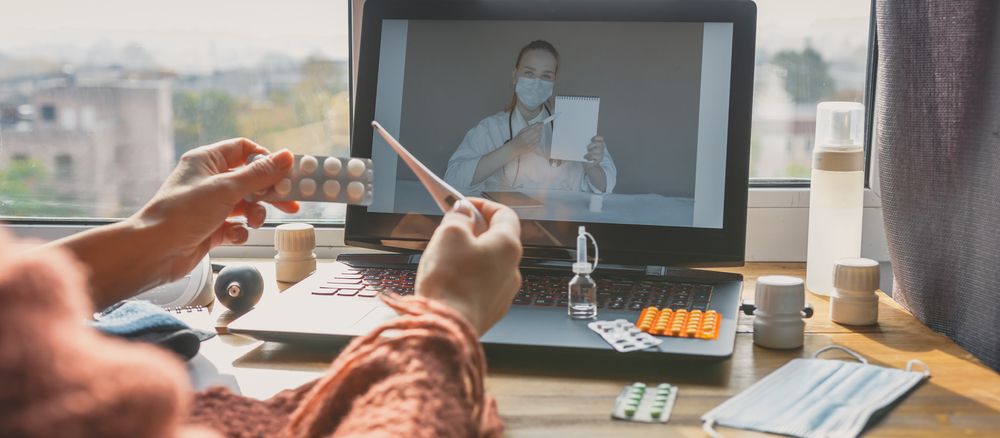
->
<box><xmin>444</xmin><ymin>40</ymin><xmax>617</xmax><ymax>196</ymax></box>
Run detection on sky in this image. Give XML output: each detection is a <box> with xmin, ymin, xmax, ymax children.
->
<box><xmin>0</xmin><ymin>0</ymin><xmax>871</xmax><ymax>74</ymax></box>
<box><xmin>0</xmin><ymin>0</ymin><xmax>352</xmax><ymax>73</ymax></box>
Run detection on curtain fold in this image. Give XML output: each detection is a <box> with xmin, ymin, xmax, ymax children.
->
<box><xmin>877</xmin><ymin>0</ymin><xmax>1000</xmax><ymax>371</ymax></box>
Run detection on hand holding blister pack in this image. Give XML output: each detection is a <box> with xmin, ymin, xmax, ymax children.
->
<box><xmin>245</xmin><ymin>154</ymin><xmax>374</xmax><ymax>205</ymax></box>
<box><xmin>701</xmin><ymin>345</ymin><xmax>930</xmax><ymax>438</ymax></box>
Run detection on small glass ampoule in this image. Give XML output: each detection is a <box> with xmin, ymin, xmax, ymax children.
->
<box><xmin>568</xmin><ymin>226</ymin><xmax>598</xmax><ymax>319</ymax></box>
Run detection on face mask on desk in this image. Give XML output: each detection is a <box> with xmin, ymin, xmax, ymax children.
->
<box><xmin>515</xmin><ymin>77</ymin><xmax>553</xmax><ymax>110</ymax></box>
<box><xmin>701</xmin><ymin>346</ymin><xmax>930</xmax><ymax>438</ymax></box>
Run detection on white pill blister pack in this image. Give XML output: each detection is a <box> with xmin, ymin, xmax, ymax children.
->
<box><xmin>588</xmin><ymin>319</ymin><xmax>663</xmax><ymax>353</ymax></box>
<box><xmin>245</xmin><ymin>154</ymin><xmax>374</xmax><ymax>205</ymax></box>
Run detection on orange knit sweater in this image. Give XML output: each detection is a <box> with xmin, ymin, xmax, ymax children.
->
<box><xmin>0</xmin><ymin>229</ymin><xmax>503</xmax><ymax>438</ymax></box>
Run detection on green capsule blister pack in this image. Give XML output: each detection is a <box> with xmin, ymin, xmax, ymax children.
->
<box><xmin>611</xmin><ymin>382</ymin><xmax>677</xmax><ymax>423</ymax></box>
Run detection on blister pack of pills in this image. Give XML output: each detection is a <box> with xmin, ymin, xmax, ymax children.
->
<box><xmin>636</xmin><ymin>307</ymin><xmax>720</xmax><ymax>340</ymax></box>
<box><xmin>587</xmin><ymin>319</ymin><xmax>663</xmax><ymax>353</ymax></box>
<box><xmin>245</xmin><ymin>153</ymin><xmax>374</xmax><ymax>205</ymax></box>
<box><xmin>611</xmin><ymin>382</ymin><xmax>678</xmax><ymax>423</ymax></box>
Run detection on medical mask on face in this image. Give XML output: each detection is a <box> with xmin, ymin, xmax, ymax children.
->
<box><xmin>515</xmin><ymin>77</ymin><xmax>554</xmax><ymax>110</ymax></box>
<box><xmin>701</xmin><ymin>346</ymin><xmax>930</xmax><ymax>438</ymax></box>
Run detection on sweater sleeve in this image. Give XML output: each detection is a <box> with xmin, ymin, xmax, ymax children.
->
<box><xmin>285</xmin><ymin>294</ymin><xmax>503</xmax><ymax>438</ymax></box>
<box><xmin>185</xmin><ymin>295</ymin><xmax>503</xmax><ymax>438</ymax></box>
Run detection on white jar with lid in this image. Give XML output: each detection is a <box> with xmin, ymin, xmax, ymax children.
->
<box><xmin>830</xmin><ymin>257</ymin><xmax>880</xmax><ymax>325</ymax></box>
<box><xmin>743</xmin><ymin>275</ymin><xmax>814</xmax><ymax>349</ymax></box>
<box><xmin>275</xmin><ymin>223</ymin><xmax>317</xmax><ymax>283</ymax></box>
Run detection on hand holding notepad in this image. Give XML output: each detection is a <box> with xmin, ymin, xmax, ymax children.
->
<box><xmin>550</xmin><ymin>95</ymin><xmax>600</xmax><ymax>162</ymax></box>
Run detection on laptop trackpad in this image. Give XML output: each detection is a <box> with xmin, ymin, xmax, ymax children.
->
<box><xmin>348</xmin><ymin>307</ymin><xmax>400</xmax><ymax>335</ymax></box>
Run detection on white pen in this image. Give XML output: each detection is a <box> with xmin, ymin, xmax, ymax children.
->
<box><xmin>371</xmin><ymin>121</ymin><xmax>489</xmax><ymax>236</ymax></box>
<box><xmin>541</xmin><ymin>112</ymin><xmax>561</xmax><ymax>125</ymax></box>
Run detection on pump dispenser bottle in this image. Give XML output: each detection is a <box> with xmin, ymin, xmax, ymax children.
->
<box><xmin>568</xmin><ymin>226</ymin><xmax>598</xmax><ymax>319</ymax></box>
<box><xmin>806</xmin><ymin>102</ymin><xmax>865</xmax><ymax>296</ymax></box>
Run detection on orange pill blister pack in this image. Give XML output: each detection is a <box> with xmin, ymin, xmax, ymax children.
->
<box><xmin>636</xmin><ymin>307</ymin><xmax>719</xmax><ymax>340</ymax></box>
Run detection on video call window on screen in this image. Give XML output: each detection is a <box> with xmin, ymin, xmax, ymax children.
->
<box><xmin>367</xmin><ymin>19</ymin><xmax>732</xmax><ymax>229</ymax></box>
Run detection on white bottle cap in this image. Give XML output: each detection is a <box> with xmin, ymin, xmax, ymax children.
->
<box><xmin>275</xmin><ymin>223</ymin><xmax>317</xmax><ymax>283</ymax></box>
<box><xmin>833</xmin><ymin>257</ymin><xmax>880</xmax><ymax>292</ymax></box>
<box><xmin>813</xmin><ymin>102</ymin><xmax>865</xmax><ymax>171</ymax></box>
<box><xmin>755</xmin><ymin>275</ymin><xmax>806</xmax><ymax>316</ymax></box>
<box><xmin>275</xmin><ymin>223</ymin><xmax>316</xmax><ymax>253</ymax></box>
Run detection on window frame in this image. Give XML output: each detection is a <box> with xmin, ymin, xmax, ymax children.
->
<box><xmin>4</xmin><ymin>0</ymin><xmax>886</xmax><ymax>263</ymax></box>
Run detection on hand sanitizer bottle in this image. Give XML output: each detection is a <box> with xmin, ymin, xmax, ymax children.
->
<box><xmin>806</xmin><ymin>102</ymin><xmax>865</xmax><ymax>296</ymax></box>
<box><xmin>568</xmin><ymin>226</ymin><xmax>598</xmax><ymax>319</ymax></box>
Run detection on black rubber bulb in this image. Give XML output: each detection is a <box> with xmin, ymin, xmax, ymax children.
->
<box><xmin>214</xmin><ymin>266</ymin><xmax>264</xmax><ymax>313</ymax></box>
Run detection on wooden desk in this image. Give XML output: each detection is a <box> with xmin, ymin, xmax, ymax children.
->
<box><xmin>195</xmin><ymin>262</ymin><xmax>1000</xmax><ymax>437</ymax></box>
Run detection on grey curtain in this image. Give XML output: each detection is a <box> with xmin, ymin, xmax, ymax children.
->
<box><xmin>877</xmin><ymin>0</ymin><xmax>1000</xmax><ymax>371</ymax></box>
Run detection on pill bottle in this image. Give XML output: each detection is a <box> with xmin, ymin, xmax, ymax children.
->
<box><xmin>830</xmin><ymin>257</ymin><xmax>880</xmax><ymax>326</ymax></box>
<box><xmin>805</xmin><ymin>102</ymin><xmax>865</xmax><ymax>296</ymax></box>
<box><xmin>743</xmin><ymin>275</ymin><xmax>813</xmax><ymax>349</ymax></box>
<box><xmin>275</xmin><ymin>223</ymin><xmax>317</xmax><ymax>283</ymax></box>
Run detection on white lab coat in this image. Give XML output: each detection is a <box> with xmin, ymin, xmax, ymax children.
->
<box><xmin>445</xmin><ymin>107</ymin><xmax>617</xmax><ymax>196</ymax></box>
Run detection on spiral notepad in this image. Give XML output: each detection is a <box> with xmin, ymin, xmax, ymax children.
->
<box><xmin>550</xmin><ymin>95</ymin><xmax>600</xmax><ymax>162</ymax></box>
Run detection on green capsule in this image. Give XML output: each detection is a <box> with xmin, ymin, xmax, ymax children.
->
<box><xmin>624</xmin><ymin>406</ymin><xmax>637</xmax><ymax>416</ymax></box>
<box><xmin>628</xmin><ymin>393</ymin><xmax>643</xmax><ymax>402</ymax></box>
<box><xmin>655</xmin><ymin>394</ymin><xmax>669</xmax><ymax>403</ymax></box>
<box><xmin>657</xmin><ymin>383</ymin><xmax>671</xmax><ymax>390</ymax></box>
<box><xmin>632</xmin><ymin>382</ymin><xmax>647</xmax><ymax>390</ymax></box>
<box><xmin>652</xmin><ymin>400</ymin><xmax>667</xmax><ymax>410</ymax></box>
<box><xmin>650</xmin><ymin>409</ymin><xmax>663</xmax><ymax>418</ymax></box>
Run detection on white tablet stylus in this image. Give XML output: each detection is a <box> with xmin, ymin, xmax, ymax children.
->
<box><xmin>371</xmin><ymin>121</ymin><xmax>488</xmax><ymax>236</ymax></box>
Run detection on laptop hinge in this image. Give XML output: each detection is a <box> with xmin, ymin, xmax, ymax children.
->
<box><xmin>645</xmin><ymin>265</ymin><xmax>666</xmax><ymax>276</ymax></box>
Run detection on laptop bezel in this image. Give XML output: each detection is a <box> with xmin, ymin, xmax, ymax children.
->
<box><xmin>347</xmin><ymin>0</ymin><xmax>756</xmax><ymax>268</ymax></box>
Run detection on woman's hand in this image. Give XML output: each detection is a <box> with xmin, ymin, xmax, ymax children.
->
<box><xmin>508</xmin><ymin>122</ymin><xmax>544</xmax><ymax>157</ymax></box>
<box><xmin>582</xmin><ymin>135</ymin><xmax>605</xmax><ymax>169</ymax></box>
<box><xmin>133</xmin><ymin>138</ymin><xmax>299</xmax><ymax>279</ymax></box>
<box><xmin>55</xmin><ymin>138</ymin><xmax>300</xmax><ymax>309</ymax></box>
<box><xmin>415</xmin><ymin>198</ymin><xmax>523</xmax><ymax>336</ymax></box>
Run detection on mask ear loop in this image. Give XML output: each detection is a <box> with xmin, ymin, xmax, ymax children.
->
<box><xmin>812</xmin><ymin>345</ymin><xmax>869</xmax><ymax>365</ymax></box>
<box><xmin>702</xmin><ymin>417</ymin><xmax>725</xmax><ymax>438</ymax></box>
<box><xmin>583</xmin><ymin>230</ymin><xmax>598</xmax><ymax>271</ymax></box>
<box><xmin>906</xmin><ymin>359</ymin><xmax>931</xmax><ymax>377</ymax></box>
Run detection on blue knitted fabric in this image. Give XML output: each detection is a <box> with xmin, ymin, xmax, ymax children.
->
<box><xmin>91</xmin><ymin>300</ymin><xmax>191</xmax><ymax>336</ymax></box>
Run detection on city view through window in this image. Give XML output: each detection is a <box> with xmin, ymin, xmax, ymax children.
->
<box><xmin>0</xmin><ymin>0</ymin><xmax>351</xmax><ymax>221</ymax></box>
<box><xmin>0</xmin><ymin>1</ymin><xmax>870</xmax><ymax>222</ymax></box>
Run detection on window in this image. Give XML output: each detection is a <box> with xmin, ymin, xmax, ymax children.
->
<box><xmin>0</xmin><ymin>0</ymin><xmax>351</xmax><ymax>222</ymax></box>
<box><xmin>750</xmin><ymin>0</ymin><xmax>873</xmax><ymax>182</ymax></box>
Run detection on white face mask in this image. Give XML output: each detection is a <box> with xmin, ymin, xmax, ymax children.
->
<box><xmin>701</xmin><ymin>346</ymin><xmax>930</xmax><ymax>438</ymax></box>
<box><xmin>515</xmin><ymin>76</ymin><xmax>554</xmax><ymax>110</ymax></box>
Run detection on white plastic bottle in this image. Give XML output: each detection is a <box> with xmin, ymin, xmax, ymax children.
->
<box><xmin>806</xmin><ymin>102</ymin><xmax>865</xmax><ymax>296</ymax></box>
<box><xmin>275</xmin><ymin>223</ymin><xmax>317</xmax><ymax>283</ymax></box>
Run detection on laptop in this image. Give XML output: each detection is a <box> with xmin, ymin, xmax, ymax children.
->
<box><xmin>228</xmin><ymin>0</ymin><xmax>756</xmax><ymax>361</ymax></box>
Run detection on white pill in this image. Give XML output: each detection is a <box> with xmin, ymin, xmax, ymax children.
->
<box><xmin>364</xmin><ymin>169</ymin><xmax>374</xmax><ymax>183</ymax></box>
<box><xmin>324</xmin><ymin>157</ymin><xmax>342</xmax><ymax>177</ymax></box>
<box><xmin>323</xmin><ymin>180</ymin><xmax>341</xmax><ymax>199</ymax></box>
<box><xmin>275</xmin><ymin>178</ymin><xmax>292</xmax><ymax>196</ymax></box>
<box><xmin>347</xmin><ymin>158</ymin><xmax>366</xmax><ymax>178</ymax></box>
<box><xmin>299</xmin><ymin>155</ymin><xmax>318</xmax><ymax>175</ymax></box>
<box><xmin>364</xmin><ymin>184</ymin><xmax>374</xmax><ymax>202</ymax></box>
<box><xmin>299</xmin><ymin>178</ymin><xmax>316</xmax><ymax>197</ymax></box>
<box><xmin>347</xmin><ymin>181</ymin><xmax>364</xmax><ymax>200</ymax></box>
<box><xmin>247</xmin><ymin>153</ymin><xmax>260</xmax><ymax>164</ymax></box>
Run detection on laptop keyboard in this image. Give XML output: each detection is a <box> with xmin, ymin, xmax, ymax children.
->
<box><xmin>312</xmin><ymin>269</ymin><xmax>715</xmax><ymax>312</ymax></box>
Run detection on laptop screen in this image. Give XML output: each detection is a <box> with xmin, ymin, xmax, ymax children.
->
<box><xmin>348</xmin><ymin>0</ymin><xmax>756</xmax><ymax>267</ymax></box>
